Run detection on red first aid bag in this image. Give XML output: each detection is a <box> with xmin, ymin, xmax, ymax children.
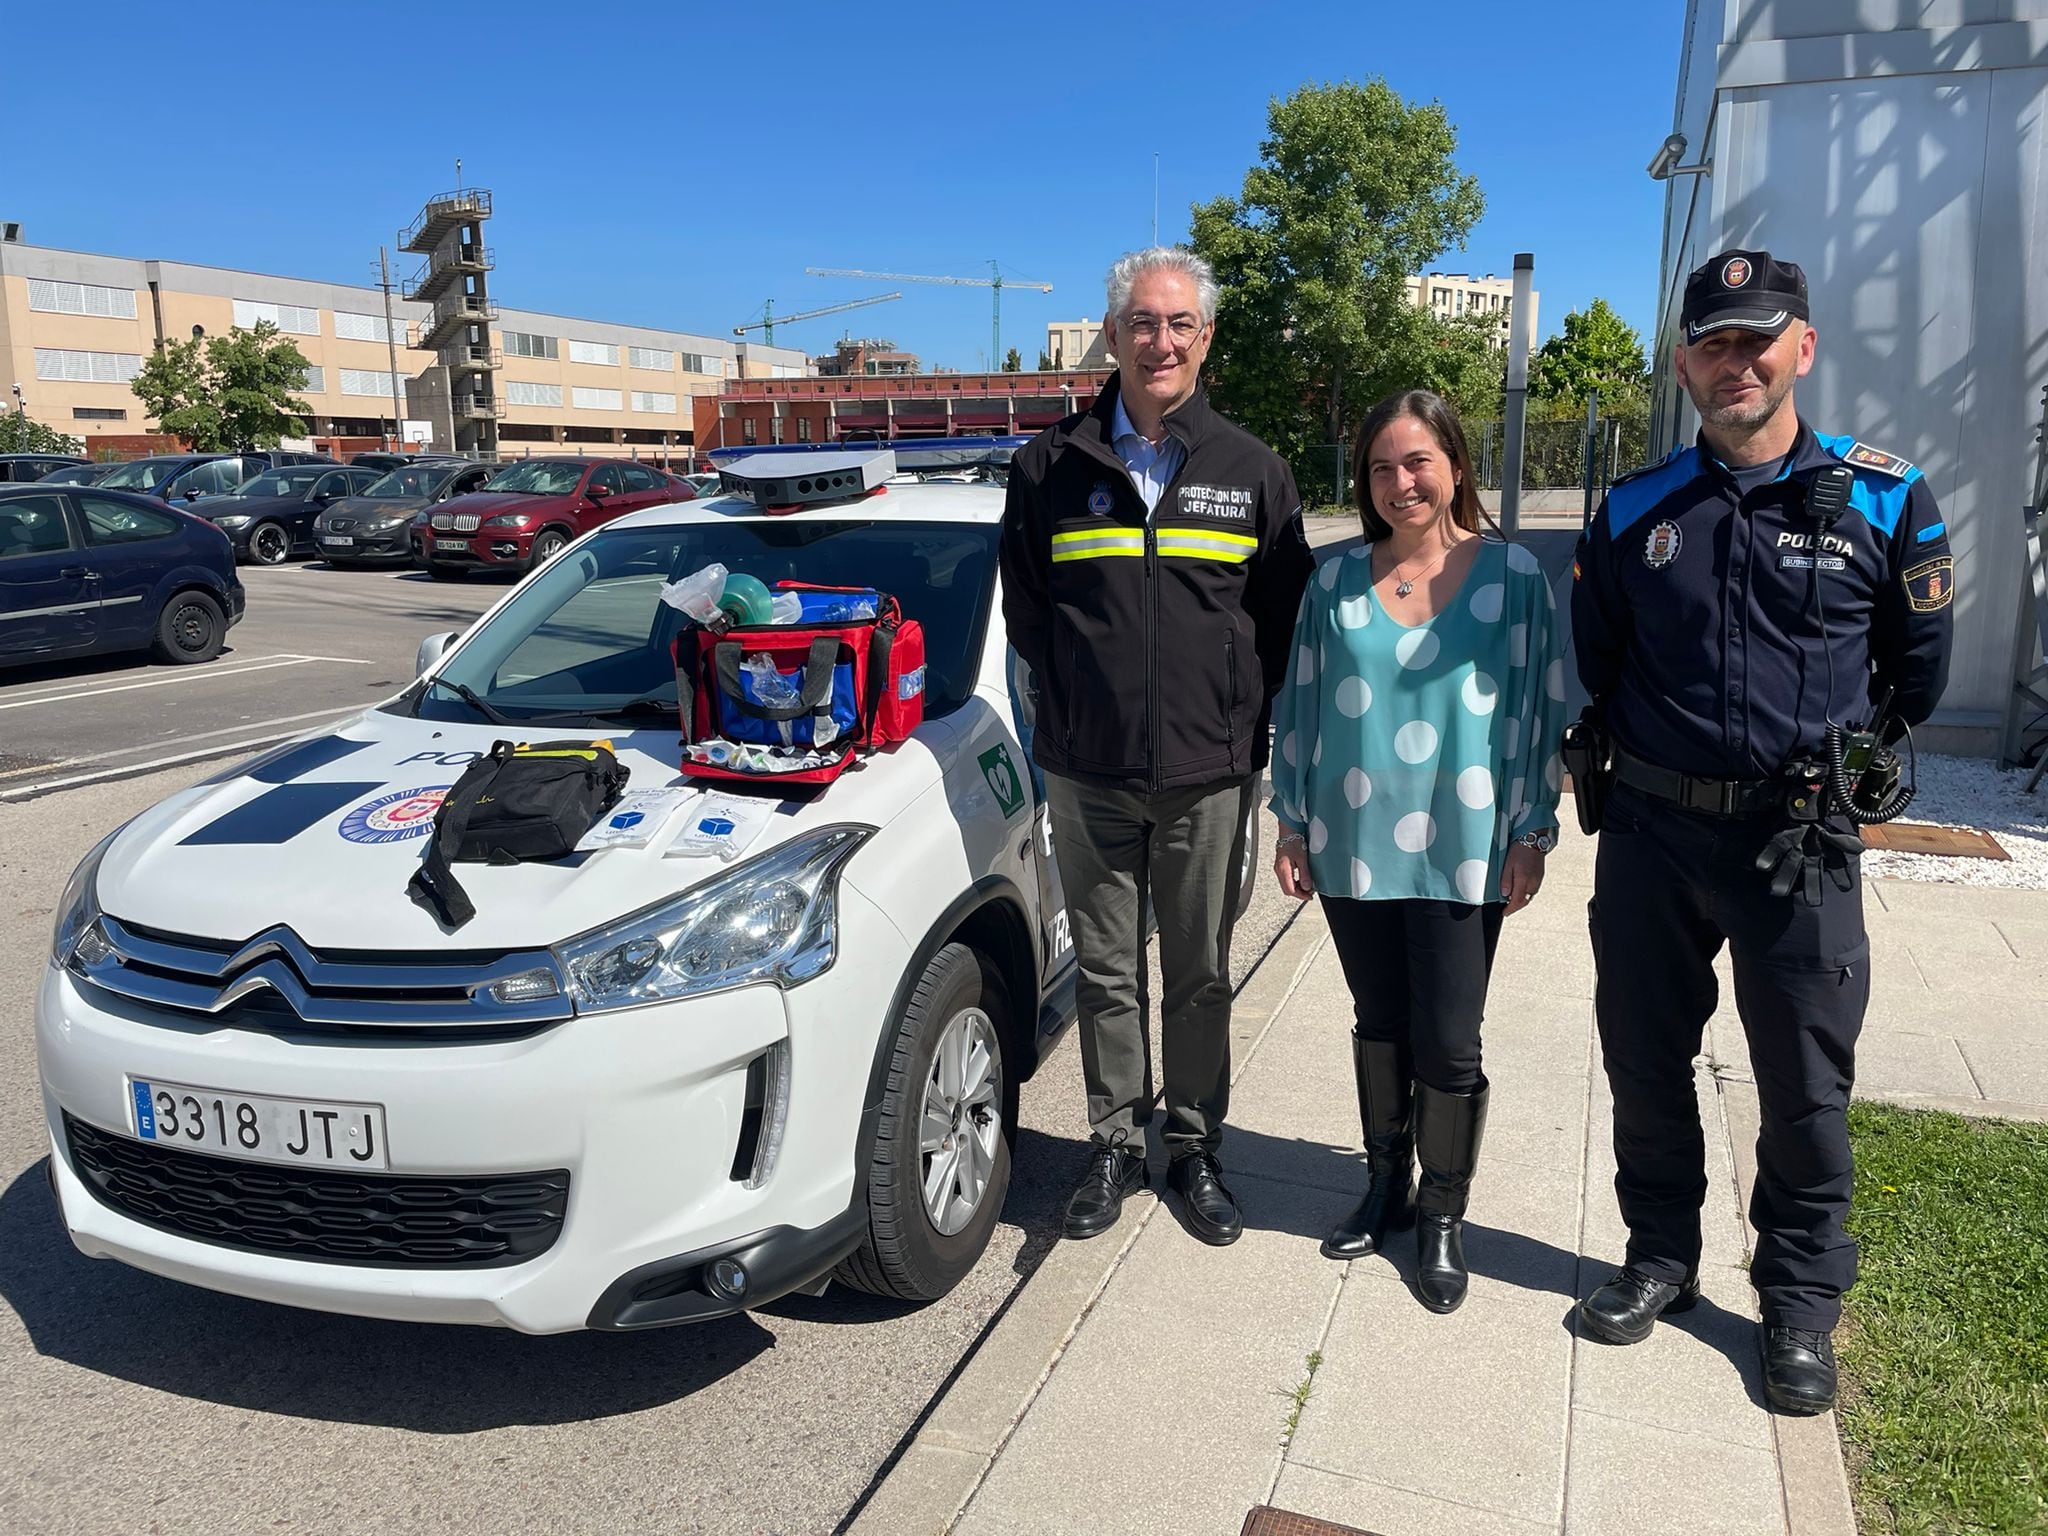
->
<box><xmin>673</xmin><ymin>583</ymin><xmax>925</xmax><ymax>786</ymax></box>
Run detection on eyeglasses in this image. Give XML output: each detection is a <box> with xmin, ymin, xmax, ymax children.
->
<box><xmin>1121</xmin><ymin>312</ymin><xmax>1206</xmax><ymax>344</ymax></box>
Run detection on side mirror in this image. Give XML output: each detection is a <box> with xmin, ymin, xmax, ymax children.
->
<box><xmin>183</xmin><ymin>487</ymin><xmax>202</xmax><ymax>501</ymax></box>
<box><xmin>587</xmin><ymin>482</ymin><xmax>610</xmax><ymax>499</ymax></box>
<box><xmin>415</xmin><ymin>631</ymin><xmax>459</xmax><ymax>677</ymax></box>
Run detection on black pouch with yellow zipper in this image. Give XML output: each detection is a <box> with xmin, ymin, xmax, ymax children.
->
<box><xmin>406</xmin><ymin>739</ymin><xmax>629</xmax><ymax>928</ymax></box>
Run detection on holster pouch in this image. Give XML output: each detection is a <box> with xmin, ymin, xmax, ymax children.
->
<box><xmin>1561</xmin><ymin>713</ymin><xmax>1611</xmax><ymax>836</ymax></box>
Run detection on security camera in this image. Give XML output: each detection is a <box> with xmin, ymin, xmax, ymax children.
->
<box><xmin>1647</xmin><ymin>132</ymin><xmax>1688</xmax><ymax>180</ymax></box>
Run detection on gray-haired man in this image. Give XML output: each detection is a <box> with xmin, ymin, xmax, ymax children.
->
<box><xmin>999</xmin><ymin>247</ymin><xmax>1313</xmax><ymax>1244</ymax></box>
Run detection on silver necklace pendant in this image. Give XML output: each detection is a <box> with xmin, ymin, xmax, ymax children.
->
<box><xmin>1394</xmin><ymin>579</ymin><xmax>1415</xmax><ymax>597</ymax></box>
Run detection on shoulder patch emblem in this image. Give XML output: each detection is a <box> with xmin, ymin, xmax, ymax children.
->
<box><xmin>1086</xmin><ymin>482</ymin><xmax>1115</xmax><ymax>515</ymax></box>
<box><xmin>1903</xmin><ymin>555</ymin><xmax>1953</xmax><ymax>612</ymax></box>
<box><xmin>1848</xmin><ymin>442</ymin><xmax>1916</xmax><ymax>479</ymax></box>
<box><xmin>1643</xmin><ymin>520</ymin><xmax>1683</xmax><ymax>569</ymax></box>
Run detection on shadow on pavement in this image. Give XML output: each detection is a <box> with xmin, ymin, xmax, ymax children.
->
<box><xmin>0</xmin><ymin>1158</ymin><xmax>772</xmax><ymax>1431</ymax></box>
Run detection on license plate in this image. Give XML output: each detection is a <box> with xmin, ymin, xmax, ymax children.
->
<box><xmin>320</xmin><ymin>534</ymin><xmax>355</xmax><ymax>547</ymax></box>
<box><xmin>128</xmin><ymin>1077</ymin><xmax>389</xmax><ymax>1171</ymax></box>
<box><xmin>436</xmin><ymin>539</ymin><xmax>469</xmax><ymax>553</ymax></box>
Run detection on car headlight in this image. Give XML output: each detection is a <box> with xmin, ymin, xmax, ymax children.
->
<box><xmin>483</xmin><ymin>513</ymin><xmax>533</xmax><ymax>529</ymax></box>
<box><xmin>213</xmin><ymin>514</ymin><xmax>251</xmax><ymax>528</ymax></box>
<box><xmin>556</xmin><ymin>826</ymin><xmax>871</xmax><ymax>1012</ymax></box>
<box><xmin>52</xmin><ymin>829</ymin><xmax>121</xmax><ymax>966</ymax></box>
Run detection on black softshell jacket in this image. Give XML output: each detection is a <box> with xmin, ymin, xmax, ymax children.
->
<box><xmin>999</xmin><ymin>375</ymin><xmax>1314</xmax><ymax>791</ymax></box>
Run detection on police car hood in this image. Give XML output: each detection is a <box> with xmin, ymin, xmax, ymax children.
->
<box><xmin>95</xmin><ymin>709</ymin><xmax>950</xmax><ymax>951</ymax></box>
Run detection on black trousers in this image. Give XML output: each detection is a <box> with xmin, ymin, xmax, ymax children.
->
<box><xmin>1590</xmin><ymin>783</ymin><xmax>1868</xmax><ymax>1331</ymax></box>
<box><xmin>1320</xmin><ymin>896</ymin><xmax>1505</xmax><ymax>1094</ymax></box>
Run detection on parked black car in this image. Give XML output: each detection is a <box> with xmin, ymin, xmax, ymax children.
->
<box><xmin>348</xmin><ymin>451</ymin><xmax>468</xmax><ymax>472</ymax></box>
<box><xmin>0</xmin><ymin>485</ymin><xmax>245</xmax><ymax>667</ymax></box>
<box><xmin>36</xmin><ymin>462</ymin><xmax>121</xmax><ymax>486</ymax></box>
<box><xmin>93</xmin><ymin>451</ymin><xmax>337</xmax><ymax>505</ymax></box>
<box><xmin>0</xmin><ymin>452</ymin><xmax>90</xmax><ymax>483</ymax></box>
<box><xmin>313</xmin><ymin>460</ymin><xmax>496</xmax><ymax>565</ymax></box>
<box><xmin>197</xmin><ymin>465</ymin><xmax>385</xmax><ymax>564</ymax></box>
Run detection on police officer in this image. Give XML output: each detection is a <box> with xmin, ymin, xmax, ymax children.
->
<box><xmin>1570</xmin><ymin>250</ymin><xmax>1953</xmax><ymax>1414</ymax></box>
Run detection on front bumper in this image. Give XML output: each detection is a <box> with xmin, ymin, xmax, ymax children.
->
<box><xmin>418</xmin><ymin>528</ymin><xmax>535</xmax><ymax>568</ymax></box>
<box><xmin>316</xmin><ymin>524</ymin><xmax>416</xmax><ymax>562</ymax></box>
<box><xmin>33</xmin><ymin>891</ymin><xmax>905</xmax><ymax>1330</ymax></box>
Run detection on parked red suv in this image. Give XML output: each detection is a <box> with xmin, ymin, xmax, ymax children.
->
<box><xmin>412</xmin><ymin>457</ymin><xmax>693</xmax><ymax>578</ymax></box>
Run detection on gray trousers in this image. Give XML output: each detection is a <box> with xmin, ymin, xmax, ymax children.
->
<box><xmin>1044</xmin><ymin>772</ymin><xmax>1255</xmax><ymax>1158</ymax></box>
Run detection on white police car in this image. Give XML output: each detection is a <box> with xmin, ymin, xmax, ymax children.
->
<box><xmin>36</xmin><ymin>440</ymin><xmax>1116</xmax><ymax>1333</ymax></box>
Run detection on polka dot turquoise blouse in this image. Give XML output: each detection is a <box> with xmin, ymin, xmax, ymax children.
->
<box><xmin>1268</xmin><ymin>538</ymin><xmax>1568</xmax><ymax>905</ymax></box>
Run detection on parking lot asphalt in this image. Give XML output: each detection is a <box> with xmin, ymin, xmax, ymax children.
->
<box><xmin>0</xmin><ymin>523</ymin><xmax>1581</xmax><ymax>1534</ymax></box>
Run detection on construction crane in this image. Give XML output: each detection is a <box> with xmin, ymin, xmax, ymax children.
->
<box><xmin>732</xmin><ymin>292</ymin><xmax>901</xmax><ymax>346</ymax></box>
<box><xmin>805</xmin><ymin>262</ymin><xmax>1052</xmax><ymax>368</ymax></box>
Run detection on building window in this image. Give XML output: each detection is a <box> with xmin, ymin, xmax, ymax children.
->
<box><xmin>28</xmin><ymin>279</ymin><xmax>137</xmax><ymax>319</ymax></box>
<box><xmin>339</xmin><ymin>368</ymin><xmax>401</xmax><ymax>397</ymax></box>
<box><xmin>630</xmin><ymin>391</ymin><xmax>677</xmax><ymax>413</ymax></box>
<box><xmin>771</xmin><ymin>363</ymin><xmax>802</xmax><ymax>379</ymax></box>
<box><xmin>333</xmin><ymin>310</ymin><xmax>396</xmax><ymax>343</ymax></box>
<box><xmin>506</xmin><ymin>380</ymin><xmax>563</xmax><ymax>407</ymax></box>
<box><xmin>628</xmin><ymin>346</ymin><xmax>672</xmax><ymax>371</ymax></box>
<box><xmin>232</xmin><ymin>299</ymin><xmax>320</xmax><ymax>335</ymax></box>
<box><xmin>500</xmin><ymin>422</ymin><xmax>555</xmax><ymax>442</ymax></box>
<box><xmin>505</xmin><ymin>331</ymin><xmax>559</xmax><ymax>360</ymax></box>
<box><xmin>568</xmin><ymin>340</ymin><xmax>619</xmax><ymax>367</ymax></box>
<box><xmin>72</xmin><ymin>406</ymin><xmax>128</xmax><ymax>421</ymax></box>
<box><xmin>301</xmin><ymin>366</ymin><xmax>325</xmax><ymax>392</ymax></box>
<box><xmin>742</xmin><ymin>418</ymin><xmax>757</xmax><ymax>445</ymax></box>
<box><xmin>796</xmin><ymin>417</ymin><xmax>812</xmax><ymax>442</ymax></box>
<box><xmin>34</xmin><ymin>348</ymin><xmax>143</xmax><ymax>383</ymax></box>
<box><xmin>572</xmin><ymin>386</ymin><xmax>623</xmax><ymax>411</ymax></box>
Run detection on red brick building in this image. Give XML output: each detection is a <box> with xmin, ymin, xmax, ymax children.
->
<box><xmin>691</xmin><ymin>367</ymin><xmax>1113</xmax><ymax>455</ymax></box>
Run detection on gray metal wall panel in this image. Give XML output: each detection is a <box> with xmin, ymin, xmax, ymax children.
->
<box><xmin>1729</xmin><ymin>2</ymin><xmax>2028</xmax><ymax>43</ymax></box>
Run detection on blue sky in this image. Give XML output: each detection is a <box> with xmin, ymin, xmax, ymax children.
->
<box><xmin>11</xmin><ymin>0</ymin><xmax>1681</xmax><ymax>371</ymax></box>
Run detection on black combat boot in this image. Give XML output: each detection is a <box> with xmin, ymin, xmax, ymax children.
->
<box><xmin>1321</xmin><ymin>1036</ymin><xmax>1416</xmax><ymax>1260</ymax></box>
<box><xmin>1412</xmin><ymin>1079</ymin><xmax>1489</xmax><ymax>1314</ymax></box>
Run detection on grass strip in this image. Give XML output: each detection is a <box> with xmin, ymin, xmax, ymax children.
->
<box><xmin>1840</xmin><ymin>1102</ymin><xmax>2048</xmax><ymax>1534</ymax></box>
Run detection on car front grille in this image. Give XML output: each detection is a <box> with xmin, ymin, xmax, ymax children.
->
<box><xmin>64</xmin><ymin>1113</ymin><xmax>570</xmax><ymax>1268</ymax></box>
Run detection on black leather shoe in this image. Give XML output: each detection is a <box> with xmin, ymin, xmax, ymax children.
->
<box><xmin>1168</xmin><ymin>1151</ymin><xmax>1243</xmax><ymax>1246</ymax></box>
<box><xmin>1063</xmin><ymin>1141</ymin><xmax>1146</xmax><ymax>1239</ymax></box>
<box><xmin>1763</xmin><ymin>1326</ymin><xmax>1837</xmax><ymax>1414</ymax></box>
<box><xmin>1577</xmin><ymin>1267</ymin><xmax>1701</xmax><ymax>1344</ymax></box>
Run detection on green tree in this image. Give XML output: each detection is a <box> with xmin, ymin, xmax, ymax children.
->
<box><xmin>1530</xmin><ymin>299</ymin><xmax>1648</xmax><ymax>416</ymax></box>
<box><xmin>133</xmin><ymin>321</ymin><xmax>313</xmax><ymax>450</ymax></box>
<box><xmin>1359</xmin><ymin>308</ymin><xmax>1505</xmax><ymax>423</ymax></box>
<box><xmin>1002</xmin><ymin>347</ymin><xmax>1022</xmax><ymax>373</ymax></box>
<box><xmin>0</xmin><ymin>414</ymin><xmax>83</xmax><ymax>455</ymax></box>
<box><xmin>1037</xmin><ymin>349</ymin><xmax>1054</xmax><ymax>371</ymax></box>
<box><xmin>1191</xmin><ymin>78</ymin><xmax>1485</xmax><ymax>458</ymax></box>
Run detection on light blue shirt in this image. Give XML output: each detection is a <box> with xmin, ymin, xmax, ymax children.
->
<box><xmin>1111</xmin><ymin>394</ymin><xmax>1185</xmax><ymax>517</ymax></box>
<box><xmin>1269</xmin><ymin>540</ymin><xmax>1568</xmax><ymax>904</ymax></box>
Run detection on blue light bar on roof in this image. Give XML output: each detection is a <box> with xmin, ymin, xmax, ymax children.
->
<box><xmin>704</xmin><ymin>435</ymin><xmax>1029</xmax><ymax>470</ymax></box>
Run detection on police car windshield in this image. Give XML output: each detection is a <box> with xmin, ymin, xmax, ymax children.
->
<box><xmin>398</xmin><ymin>519</ymin><xmax>999</xmax><ymax>727</ymax></box>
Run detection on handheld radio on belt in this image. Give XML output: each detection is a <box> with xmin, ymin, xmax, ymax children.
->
<box><xmin>1797</xmin><ymin>464</ymin><xmax>1916</xmax><ymax>827</ymax></box>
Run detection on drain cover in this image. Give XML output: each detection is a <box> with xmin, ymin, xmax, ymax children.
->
<box><xmin>1860</xmin><ymin>823</ymin><xmax>2009</xmax><ymax>860</ymax></box>
<box><xmin>1241</xmin><ymin>1508</ymin><xmax>1383</xmax><ymax>1536</ymax></box>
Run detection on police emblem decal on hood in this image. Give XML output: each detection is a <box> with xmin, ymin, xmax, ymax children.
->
<box><xmin>338</xmin><ymin>786</ymin><xmax>452</xmax><ymax>844</ymax></box>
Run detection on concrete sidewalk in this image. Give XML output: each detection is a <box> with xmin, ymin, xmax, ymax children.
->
<box><xmin>852</xmin><ymin>834</ymin><xmax>2048</xmax><ymax>1536</ymax></box>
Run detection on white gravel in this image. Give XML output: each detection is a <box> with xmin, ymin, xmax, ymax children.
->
<box><xmin>1859</xmin><ymin>751</ymin><xmax>2048</xmax><ymax>890</ymax></box>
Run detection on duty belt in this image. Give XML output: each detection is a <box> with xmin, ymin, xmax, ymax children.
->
<box><xmin>1613</xmin><ymin>748</ymin><xmax>1775</xmax><ymax>818</ymax></box>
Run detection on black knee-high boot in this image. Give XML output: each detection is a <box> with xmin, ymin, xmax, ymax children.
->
<box><xmin>1413</xmin><ymin>1079</ymin><xmax>1489</xmax><ymax>1313</ymax></box>
<box><xmin>1321</xmin><ymin>1036</ymin><xmax>1415</xmax><ymax>1260</ymax></box>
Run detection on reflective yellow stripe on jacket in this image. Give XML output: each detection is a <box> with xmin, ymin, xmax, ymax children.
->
<box><xmin>1155</xmin><ymin>527</ymin><xmax>1256</xmax><ymax>564</ymax></box>
<box><xmin>1051</xmin><ymin>528</ymin><xmax>1145</xmax><ymax>562</ymax></box>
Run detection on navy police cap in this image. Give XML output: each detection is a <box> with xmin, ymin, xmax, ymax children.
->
<box><xmin>1681</xmin><ymin>250</ymin><xmax>1809</xmax><ymax>343</ymax></box>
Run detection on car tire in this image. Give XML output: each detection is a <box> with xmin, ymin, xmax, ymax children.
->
<box><xmin>150</xmin><ymin>589</ymin><xmax>225</xmax><ymax>665</ymax></box>
<box><xmin>836</xmin><ymin>942</ymin><xmax>1013</xmax><ymax>1303</ymax></box>
<box><xmin>424</xmin><ymin>560</ymin><xmax>464</xmax><ymax>581</ymax></box>
<box><xmin>528</xmin><ymin>529</ymin><xmax>568</xmax><ymax>570</ymax></box>
<box><xmin>247</xmin><ymin>522</ymin><xmax>290</xmax><ymax>565</ymax></box>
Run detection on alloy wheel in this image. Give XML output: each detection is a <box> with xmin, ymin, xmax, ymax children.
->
<box><xmin>918</xmin><ymin>1007</ymin><xmax>1003</xmax><ymax>1236</ymax></box>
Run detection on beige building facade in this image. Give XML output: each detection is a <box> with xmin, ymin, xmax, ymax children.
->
<box><xmin>1403</xmin><ymin>271</ymin><xmax>1535</xmax><ymax>347</ymax></box>
<box><xmin>1043</xmin><ymin>319</ymin><xmax>1109</xmax><ymax>371</ymax></box>
<box><xmin>0</xmin><ymin>238</ymin><xmax>807</xmax><ymax>461</ymax></box>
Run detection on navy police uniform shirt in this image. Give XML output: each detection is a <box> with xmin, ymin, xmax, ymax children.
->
<box><xmin>1572</xmin><ymin>421</ymin><xmax>1954</xmax><ymax>780</ymax></box>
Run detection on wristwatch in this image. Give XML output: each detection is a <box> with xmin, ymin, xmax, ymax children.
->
<box><xmin>1516</xmin><ymin>828</ymin><xmax>1556</xmax><ymax>854</ymax></box>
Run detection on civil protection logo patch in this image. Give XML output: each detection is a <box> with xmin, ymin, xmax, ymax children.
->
<box><xmin>338</xmin><ymin>785</ymin><xmax>450</xmax><ymax>844</ymax></box>
<box><xmin>1643</xmin><ymin>520</ymin><xmax>1683</xmax><ymax>569</ymax></box>
<box><xmin>1086</xmin><ymin>482</ymin><xmax>1115</xmax><ymax>515</ymax></box>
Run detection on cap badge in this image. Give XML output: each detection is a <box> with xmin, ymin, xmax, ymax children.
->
<box><xmin>1722</xmin><ymin>257</ymin><xmax>1752</xmax><ymax>288</ymax></box>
